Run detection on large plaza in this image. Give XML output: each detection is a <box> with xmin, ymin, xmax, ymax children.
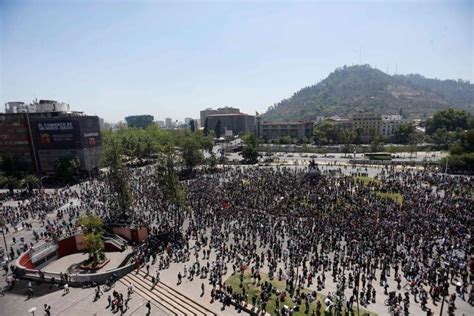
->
<box><xmin>1</xmin><ymin>159</ymin><xmax>472</xmax><ymax>316</ymax></box>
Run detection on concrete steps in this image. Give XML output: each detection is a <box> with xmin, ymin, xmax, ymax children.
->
<box><xmin>120</xmin><ymin>275</ymin><xmax>180</xmax><ymax>316</ymax></box>
<box><xmin>137</xmin><ymin>271</ymin><xmax>217</xmax><ymax>316</ymax></box>
<box><xmin>120</xmin><ymin>271</ymin><xmax>216</xmax><ymax>316</ymax></box>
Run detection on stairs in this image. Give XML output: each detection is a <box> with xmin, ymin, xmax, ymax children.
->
<box><xmin>120</xmin><ymin>271</ymin><xmax>217</xmax><ymax>316</ymax></box>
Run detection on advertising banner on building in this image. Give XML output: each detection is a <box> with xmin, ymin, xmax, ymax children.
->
<box><xmin>31</xmin><ymin>118</ymin><xmax>82</xmax><ymax>149</ymax></box>
<box><xmin>79</xmin><ymin>116</ymin><xmax>102</xmax><ymax>148</ymax></box>
<box><xmin>30</xmin><ymin>116</ymin><xmax>101</xmax><ymax>149</ymax></box>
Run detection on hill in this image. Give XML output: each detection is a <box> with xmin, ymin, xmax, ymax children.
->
<box><xmin>262</xmin><ymin>65</ymin><xmax>474</xmax><ymax>121</ymax></box>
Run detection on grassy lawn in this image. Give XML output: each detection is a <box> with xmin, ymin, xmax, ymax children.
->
<box><xmin>376</xmin><ymin>192</ymin><xmax>403</xmax><ymax>205</ymax></box>
<box><xmin>225</xmin><ymin>270</ymin><xmax>377</xmax><ymax>316</ymax></box>
<box><xmin>353</xmin><ymin>176</ymin><xmax>380</xmax><ymax>186</ymax></box>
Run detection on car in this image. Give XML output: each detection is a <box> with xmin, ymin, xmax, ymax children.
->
<box><xmin>287</xmin><ymin>154</ymin><xmax>294</xmax><ymax>157</ymax></box>
<box><xmin>309</xmin><ymin>154</ymin><xmax>318</xmax><ymax>158</ymax></box>
<box><xmin>326</xmin><ymin>155</ymin><xmax>335</xmax><ymax>158</ymax></box>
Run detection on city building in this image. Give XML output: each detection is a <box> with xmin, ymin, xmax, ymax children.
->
<box><xmin>99</xmin><ymin>117</ymin><xmax>105</xmax><ymax>130</ymax></box>
<box><xmin>156</xmin><ymin>120</ymin><xmax>165</xmax><ymax>128</ymax></box>
<box><xmin>1</xmin><ymin>100</ymin><xmax>101</xmax><ymax>175</ymax></box>
<box><xmin>184</xmin><ymin>117</ymin><xmax>193</xmax><ymax>125</ymax></box>
<box><xmin>4</xmin><ymin>99</ymin><xmax>70</xmax><ymax>113</ymax></box>
<box><xmin>256</xmin><ymin>118</ymin><xmax>313</xmax><ymax>141</ymax></box>
<box><xmin>125</xmin><ymin>115</ymin><xmax>154</xmax><ymax>129</ymax></box>
<box><xmin>165</xmin><ymin>117</ymin><xmax>173</xmax><ymax>128</ymax></box>
<box><xmin>350</xmin><ymin>112</ymin><xmax>403</xmax><ymax>141</ymax></box>
<box><xmin>200</xmin><ymin>107</ymin><xmax>240</xmax><ymax>126</ymax></box>
<box><xmin>381</xmin><ymin>115</ymin><xmax>403</xmax><ymax>138</ymax></box>
<box><xmin>0</xmin><ymin>112</ymin><xmax>36</xmax><ymax>172</ymax></box>
<box><xmin>206</xmin><ymin>112</ymin><xmax>255</xmax><ymax>136</ymax></box>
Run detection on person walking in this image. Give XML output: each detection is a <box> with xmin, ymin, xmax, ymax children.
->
<box><xmin>63</xmin><ymin>283</ymin><xmax>69</xmax><ymax>295</ymax></box>
<box><xmin>106</xmin><ymin>294</ymin><xmax>112</xmax><ymax>309</ymax></box>
<box><xmin>146</xmin><ymin>300</ymin><xmax>151</xmax><ymax>315</ymax></box>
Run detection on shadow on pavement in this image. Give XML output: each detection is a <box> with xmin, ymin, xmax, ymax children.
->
<box><xmin>4</xmin><ymin>279</ymin><xmax>62</xmax><ymax>298</ymax></box>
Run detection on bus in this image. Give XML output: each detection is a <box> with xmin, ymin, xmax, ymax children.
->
<box><xmin>364</xmin><ymin>152</ymin><xmax>393</xmax><ymax>160</ymax></box>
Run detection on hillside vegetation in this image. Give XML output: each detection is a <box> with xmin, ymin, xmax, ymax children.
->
<box><xmin>263</xmin><ymin>65</ymin><xmax>473</xmax><ymax>121</ymax></box>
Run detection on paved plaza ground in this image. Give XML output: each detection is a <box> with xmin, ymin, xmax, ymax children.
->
<box><xmin>44</xmin><ymin>250</ymin><xmax>132</xmax><ymax>274</ymax></box>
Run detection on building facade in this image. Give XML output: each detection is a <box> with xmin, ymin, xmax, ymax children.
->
<box><xmin>1</xmin><ymin>100</ymin><xmax>101</xmax><ymax>175</ymax></box>
<box><xmin>0</xmin><ymin>113</ymin><xmax>36</xmax><ymax>172</ymax></box>
<box><xmin>200</xmin><ymin>107</ymin><xmax>241</xmax><ymax>127</ymax></box>
<box><xmin>125</xmin><ymin>115</ymin><xmax>154</xmax><ymax>129</ymax></box>
<box><xmin>30</xmin><ymin>115</ymin><xmax>102</xmax><ymax>173</ymax></box>
<box><xmin>351</xmin><ymin>113</ymin><xmax>403</xmax><ymax>141</ymax></box>
<box><xmin>257</xmin><ymin>119</ymin><xmax>314</xmax><ymax>141</ymax></box>
<box><xmin>206</xmin><ymin>113</ymin><xmax>255</xmax><ymax>136</ymax></box>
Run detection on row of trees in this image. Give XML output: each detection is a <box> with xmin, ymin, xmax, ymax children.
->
<box><xmin>312</xmin><ymin>121</ymin><xmax>423</xmax><ymax>147</ymax></box>
<box><xmin>431</xmin><ymin>109</ymin><xmax>474</xmax><ymax>173</ymax></box>
<box><xmin>312</xmin><ymin>108</ymin><xmax>473</xmax><ymax>151</ymax></box>
<box><xmin>101</xmin><ymin>125</ymin><xmax>214</xmax><ymax>172</ymax></box>
<box><xmin>0</xmin><ymin>175</ymin><xmax>40</xmax><ymax>195</ymax></box>
<box><xmin>0</xmin><ymin>153</ymin><xmax>80</xmax><ymax>186</ymax></box>
<box><xmin>101</xmin><ymin>125</ymin><xmax>215</xmax><ymax>223</ymax></box>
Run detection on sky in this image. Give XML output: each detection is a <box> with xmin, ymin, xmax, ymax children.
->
<box><xmin>0</xmin><ymin>0</ymin><xmax>472</xmax><ymax>123</ymax></box>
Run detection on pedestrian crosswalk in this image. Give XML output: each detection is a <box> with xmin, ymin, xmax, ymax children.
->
<box><xmin>120</xmin><ymin>271</ymin><xmax>216</xmax><ymax>316</ymax></box>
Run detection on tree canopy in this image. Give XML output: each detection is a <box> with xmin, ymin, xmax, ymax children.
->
<box><xmin>241</xmin><ymin>133</ymin><xmax>259</xmax><ymax>164</ymax></box>
<box><xmin>425</xmin><ymin>108</ymin><xmax>472</xmax><ymax>134</ymax></box>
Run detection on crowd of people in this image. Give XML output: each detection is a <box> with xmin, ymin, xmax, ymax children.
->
<box><xmin>118</xmin><ymin>164</ymin><xmax>472</xmax><ymax>315</ymax></box>
<box><xmin>1</xmin><ymin>162</ymin><xmax>472</xmax><ymax>315</ymax></box>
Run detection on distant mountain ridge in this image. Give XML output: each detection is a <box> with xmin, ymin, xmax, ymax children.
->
<box><xmin>262</xmin><ymin>65</ymin><xmax>474</xmax><ymax>121</ymax></box>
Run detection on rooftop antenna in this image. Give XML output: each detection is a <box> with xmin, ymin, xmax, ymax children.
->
<box><xmin>395</xmin><ymin>64</ymin><xmax>398</xmax><ymax>75</ymax></box>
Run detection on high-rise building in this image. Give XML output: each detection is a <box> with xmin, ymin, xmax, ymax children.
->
<box><xmin>1</xmin><ymin>100</ymin><xmax>101</xmax><ymax>175</ymax></box>
<box><xmin>125</xmin><ymin>115</ymin><xmax>154</xmax><ymax>129</ymax></box>
<box><xmin>165</xmin><ymin>117</ymin><xmax>173</xmax><ymax>128</ymax></box>
<box><xmin>184</xmin><ymin>117</ymin><xmax>193</xmax><ymax>125</ymax></box>
<box><xmin>351</xmin><ymin>113</ymin><xmax>403</xmax><ymax>141</ymax></box>
<box><xmin>257</xmin><ymin>119</ymin><xmax>313</xmax><ymax>140</ymax></box>
<box><xmin>200</xmin><ymin>107</ymin><xmax>240</xmax><ymax>127</ymax></box>
<box><xmin>206</xmin><ymin>112</ymin><xmax>255</xmax><ymax>136</ymax></box>
<box><xmin>156</xmin><ymin>120</ymin><xmax>165</xmax><ymax>128</ymax></box>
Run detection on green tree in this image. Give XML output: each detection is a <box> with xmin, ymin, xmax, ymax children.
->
<box><xmin>241</xmin><ymin>133</ymin><xmax>259</xmax><ymax>164</ymax></box>
<box><xmin>370</xmin><ymin>135</ymin><xmax>384</xmax><ymax>152</ymax></box>
<box><xmin>426</xmin><ymin>108</ymin><xmax>471</xmax><ymax>134</ymax></box>
<box><xmin>207</xmin><ymin>152</ymin><xmax>218</xmax><ymax>170</ymax></box>
<box><xmin>21</xmin><ymin>175</ymin><xmax>39</xmax><ymax>193</ymax></box>
<box><xmin>55</xmin><ymin>156</ymin><xmax>80</xmax><ymax>181</ymax></box>
<box><xmin>0</xmin><ymin>176</ymin><xmax>19</xmax><ymax>195</ymax></box>
<box><xmin>77</xmin><ymin>215</ymin><xmax>104</xmax><ymax>265</ymax></box>
<box><xmin>155</xmin><ymin>145</ymin><xmax>187</xmax><ymax>235</ymax></box>
<box><xmin>341</xmin><ymin>129</ymin><xmax>353</xmax><ymax>156</ymax></box>
<box><xmin>103</xmin><ymin>136</ymin><xmax>133</xmax><ymax>222</ymax></box>
<box><xmin>313</xmin><ymin>121</ymin><xmax>342</xmax><ymax>145</ymax></box>
<box><xmin>155</xmin><ymin>145</ymin><xmax>185</xmax><ymax>206</ymax></box>
<box><xmin>181</xmin><ymin>135</ymin><xmax>204</xmax><ymax>172</ymax></box>
<box><xmin>393</xmin><ymin>123</ymin><xmax>416</xmax><ymax>144</ymax></box>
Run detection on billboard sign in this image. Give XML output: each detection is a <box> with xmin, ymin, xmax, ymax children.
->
<box><xmin>31</xmin><ymin>119</ymin><xmax>82</xmax><ymax>149</ymax></box>
<box><xmin>79</xmin><ymin>116</ymin><xmax>101</xmax><ymax>148</ymax></box>
<box><xmin>31</xmin><ymin>116</ymin><xmax>101</xmax><ymax>149</ymax></box>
